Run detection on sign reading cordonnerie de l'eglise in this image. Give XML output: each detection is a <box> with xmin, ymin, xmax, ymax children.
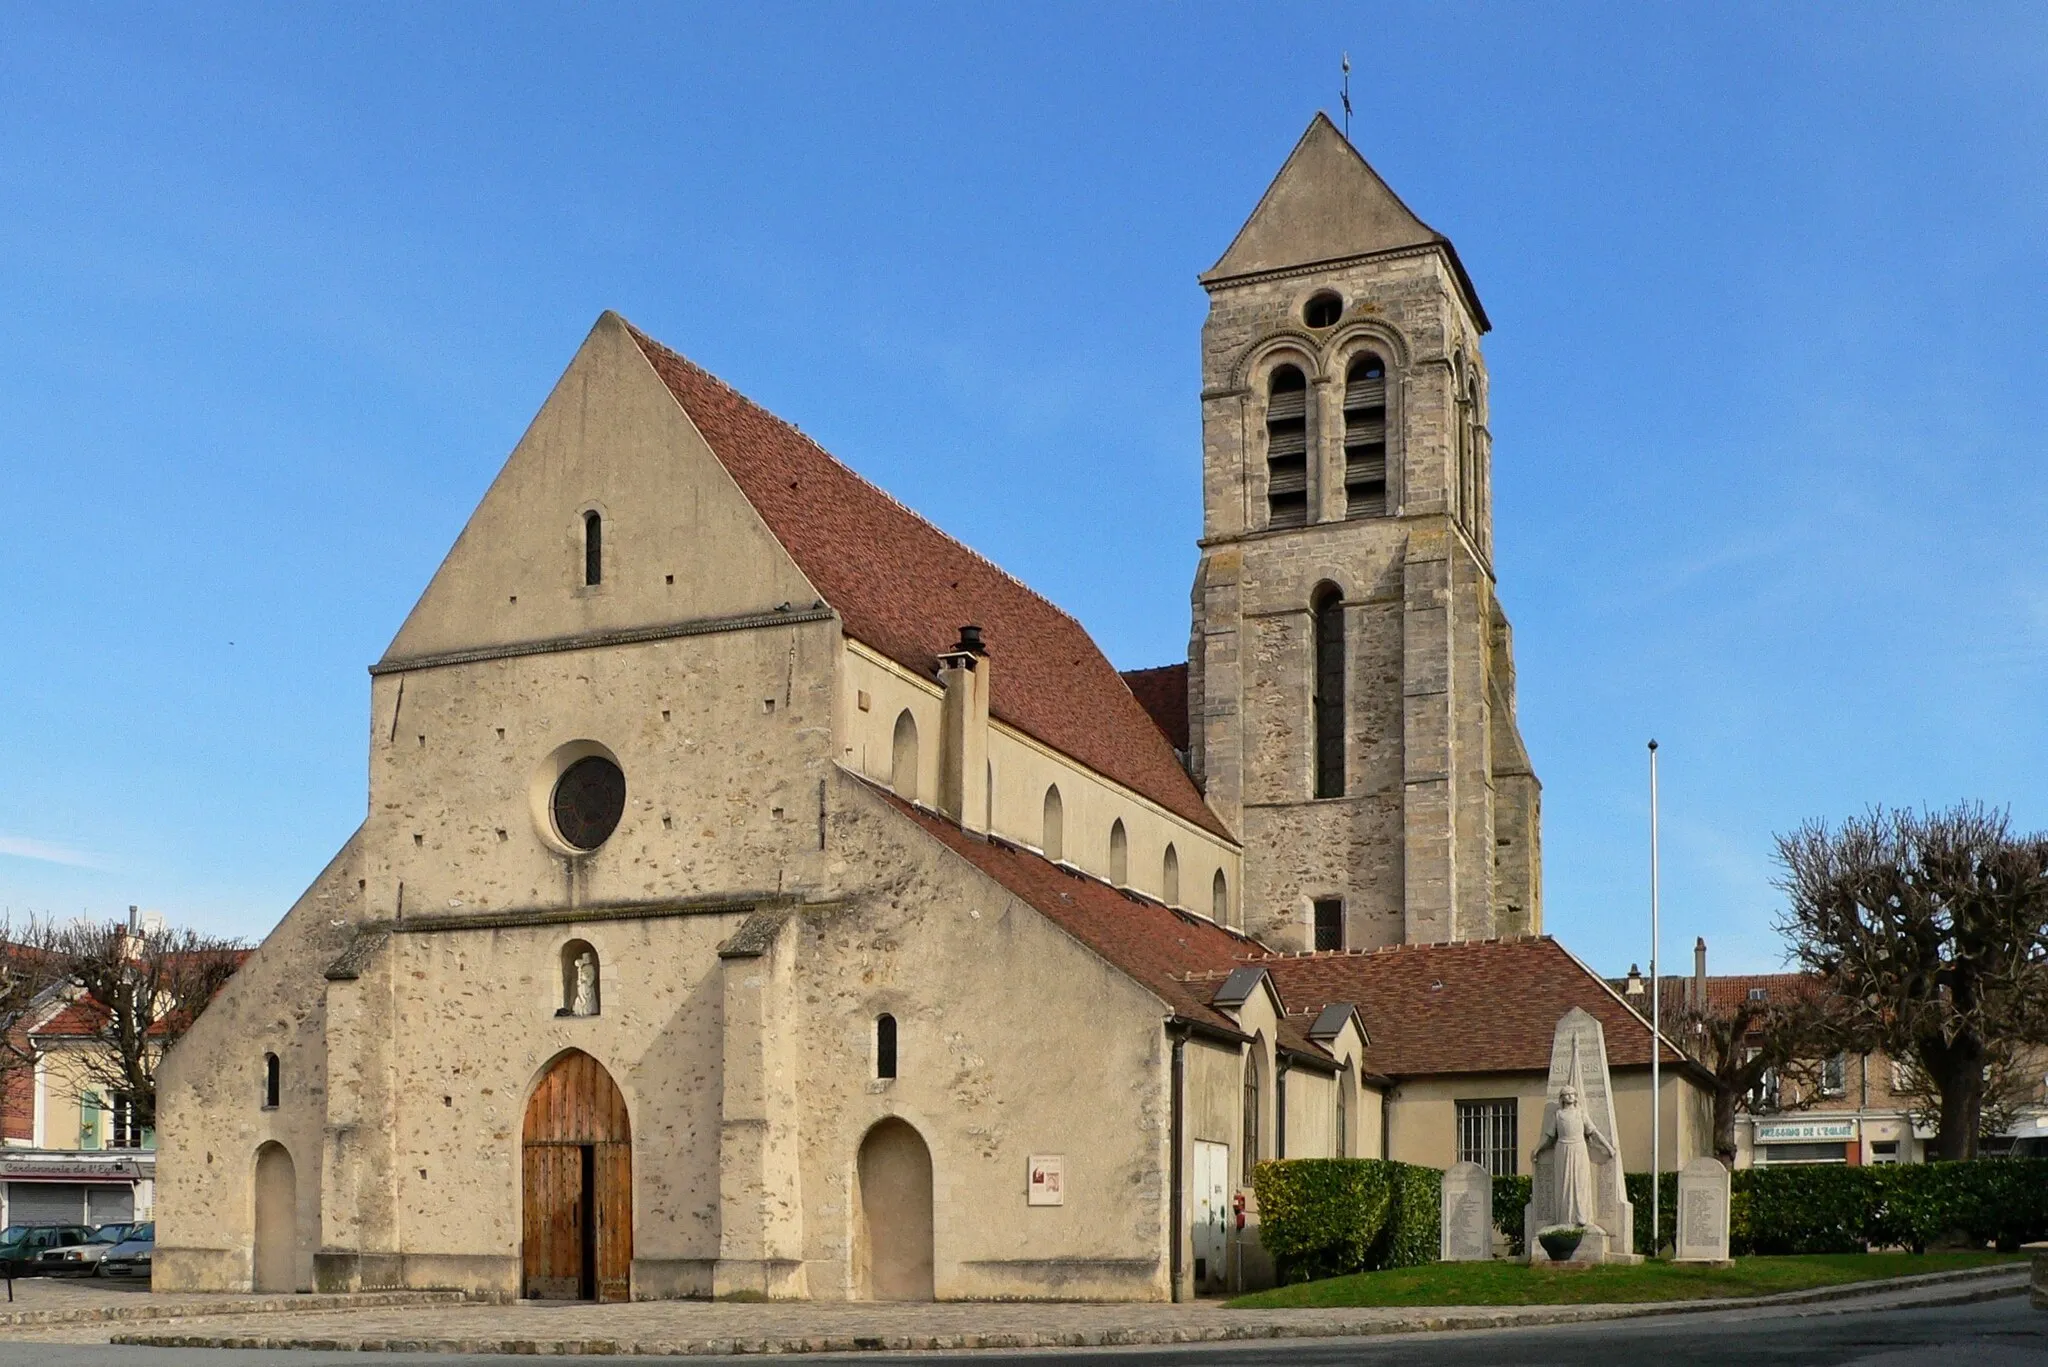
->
<box><xmin>1027</xmin><ymin>1155</ymin><xmax>1064</xmax><ymax>1206</ymax></box>
<box><xmin>1754</xmin><ymin>1119</ymin><xmax>1858</xmax><ymax>1143</ymax></box>
<box><xmin>0</xmin><ymin>1157</ymin><xmax>140</xmax><ymax>1180</ymax></box>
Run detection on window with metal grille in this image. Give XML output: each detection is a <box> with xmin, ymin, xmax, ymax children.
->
<box><xmin>109</xmin><ymin>1092</ymin><xmax>141</xmax><ymax>1150</ymax></box>
<box><xmin>1312</xmin><ymin>584</ymin><xmax>1345</xmax><ymax>797</ymax></box>
<box><xmin>583</xmin><ymin>511</ymin><xmax>603</xmax><ymax>586</ymax></box>
<box><xmin>1456</xmin><ymin>1098</ymin><xmax>1518</xmax><ymax>1176</ymax></box>
<box><xmin>1343</xmin><ymin>354</ymin><xmax>1388</xmax><ymax>518</ymax></box>
<box><xmin>1265</xmin><ymin>366</ymin><xmax>1309</xmax><ymax>528</ymax></box>
<box><xmin>1313</xmin><ymin>898</ymin><xmax>1344</xmax><ymax>952</ymax></box>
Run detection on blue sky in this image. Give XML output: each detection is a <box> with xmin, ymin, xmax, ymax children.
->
<box><xmin>2</xmin><ymin>5</ymin><xmax>2043</xmax><ymax>975</ymax></box>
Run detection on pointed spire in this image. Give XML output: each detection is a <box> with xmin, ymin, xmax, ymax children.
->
<box><xmin>1204</xmin><ymin>113</ymin><xmax>1488</xmax><ymax>330</ymax></box>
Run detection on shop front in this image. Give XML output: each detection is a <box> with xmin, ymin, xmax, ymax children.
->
<box><xmin>1753</xmin><ymin>1117</ymin><xmax>1859</xmax><ymax>1165</ymax></box>
<box><xmin>0</xmin><ymin>1153</ymin><xmax>153</xmax><ymax>1227</ymax></box>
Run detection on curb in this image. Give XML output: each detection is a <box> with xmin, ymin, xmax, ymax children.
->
<box><xmin>0</xmin><ymin>1289</ymin><xmax>467</xmax><ymax>1329</ymax></box>
<box><xmin>106</xmin><ymin>1265</ymin><xmax>2032</xmax><ymax>1356</ymax></box>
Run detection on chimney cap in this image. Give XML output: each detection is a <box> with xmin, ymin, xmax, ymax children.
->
<box><xmin>953</xmin><ymin>624</ymin><xmax>987</xmax><ymax>655</ymax></box>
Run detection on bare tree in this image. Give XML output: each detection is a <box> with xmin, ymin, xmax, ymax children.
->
<box><xmin>1890</xmin><ymin>1042</ymin><xmax>2048</xmax><ymax>1147</ymax></box>
<box><xmin>29</xmin><ymin>916</ymin><xmax>245</xmax><ymax>1135</ymax></box>
<box><xmin>1668</xmin><ymin>986</ymin><xmax>1841</xmax><ymax>1166</ymax></box>
<box><xmin>1775</xmin><ymin>804</ymin><xmax>2048</xmax><ymax>1160</ymax></box>
<box><xmin>0</xmin><ymin>922</ymin><xmax>66</xmax><ymax>1132</ymax></box>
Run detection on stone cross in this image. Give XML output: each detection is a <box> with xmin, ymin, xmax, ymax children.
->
<box><xmin>1440</xmin><ymin>1160</ymin><xmax>1494</xmax><ymax>1261</ymax></box>
<box><xmin>1674</xmin><ymin>1156</ymin><xmax>1731</xmax><ymax>1263</ymax></box>
<box><xmin>1524</xmin><ymin>1007</ymin><xmax>1635</xmax><ymax>1262</ymax></box>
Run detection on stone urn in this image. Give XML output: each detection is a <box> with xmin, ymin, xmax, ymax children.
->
<box><xmin>1538</xmin><ymin>1226</ymin><xmax>1587</xmax><ymax>1263</ymax></box>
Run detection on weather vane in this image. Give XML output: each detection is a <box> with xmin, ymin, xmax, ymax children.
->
<box><xmin>1341</xmin><ymin>52</ymin><xmax>1352</xmax><ymax>140</ymax></box>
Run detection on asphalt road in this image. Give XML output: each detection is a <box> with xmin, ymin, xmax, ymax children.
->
<box><xmin>0</xmin><ymin>1295</ymin><xmax>2040</xmax><ymax>1367</ymax></box>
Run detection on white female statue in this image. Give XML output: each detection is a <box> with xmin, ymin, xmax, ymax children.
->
<box><xmin>571</xmin><ymin>950</ymin><xmax>600</xmax><ymax>1016</ymax></box>
<box><xmin>1533</xmin><ymin>1082</ymin><xmax>1615</xmax><ymax>1228</ymax></box>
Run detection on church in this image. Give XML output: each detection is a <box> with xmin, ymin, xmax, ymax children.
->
<box><xmin>154</xmin><ymin>115</ymin><xmax>1710</xmax><ymax>1303</ymax></box>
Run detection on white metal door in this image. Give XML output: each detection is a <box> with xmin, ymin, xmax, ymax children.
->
<box><xmin>1191</xmin><ymin>1141</ymin><xmax>1230</xmax><ymax>1293</ymax></box>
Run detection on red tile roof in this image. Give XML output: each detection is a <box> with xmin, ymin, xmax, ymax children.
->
<box><xmin>1702</xmin><ymin>973</ymin><xmax>1812</xmax><ymax>1013</ymax></box>
<box><xmin>1202</xmin><ymin>938</ymin><xmax>1700</xmax><ymax>1079</ymax></box>
<box><xmin>871</xmin><ymin>784</ymin><xmax>1323</xmax><ymax>1051</ymax></box>
<box><xmin>1121</xmin><ymin>664</ymin><xmax>1190</xmax><ymax>754</ymax></box>
<box><xmin>625</xmin><ymin>323</ymin><xmax>1231</xmax><ymax>840</ymax></box>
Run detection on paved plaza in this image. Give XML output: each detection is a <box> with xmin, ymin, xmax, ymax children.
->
<box><xmin>0</xmin><ymin>1265</ymin><xmax>2025</xmax><ymax>1355</ymax></box>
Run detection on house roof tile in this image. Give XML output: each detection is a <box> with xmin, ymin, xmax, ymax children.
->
<box><xmin>1191</xmin><ymin>937</ymin><xmax>1697</xmax><ymax>1079</ymax></box>
<box><xmin>626</xmin><ymin>324</ymin><xmax>1231</xmax><ymax>840</ymax></box>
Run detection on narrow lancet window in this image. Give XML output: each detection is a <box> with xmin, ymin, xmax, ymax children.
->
<box><xmin>262</xmin><ymin>1053</ymin><xmax>280</xmax><ymax>1109</ymax></box>
<box><xmin>1108</xmin><ymin>819</ymin><xmax>1128</xmax><ymax>886</ymax></box>
<box><xmin>1041</xmin><ymin>785</ymin><xmax>1064</xmax><ymax>860</ymax></box>
<box><xmin>583</xmin><ymin>511</ymin><xmax>603</xmax><ymax>586</ymax></box>
<box><xmin>1343</xmin><ymin>354</ymin><xmax>1388</xmax><ymax>518</ymax></box>
<box><xmin>876</xmin><ymin>1013</ymin><xmax>898</xmax><ymax>1079</ymax></box>
<box><xmin>1312</xmin><ymin>584</ymin><xmax>1345</xmax><ymax>798</ymax></box>
<box><xmin>1212</xmin><ymin>869</ymin><xmax>1228</xmax><ymax>923</ymax></box>
<box><xmin>1264</xmin><ymin>365</ymin><xmax>1309</xmax><ymax>528</ymax></box>
<box><xmin>1162</xmin><ymin>844</ymin><xmax>1180</xmax><ymax>906</ymax></box>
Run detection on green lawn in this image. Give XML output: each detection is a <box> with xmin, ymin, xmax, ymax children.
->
<box><xmin>1227</xmin><ymin>1251</ymin><xmax>2025</xmax><ymax>1308</ymax></box>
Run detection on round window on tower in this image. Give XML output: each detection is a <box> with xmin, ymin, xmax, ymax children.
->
<box><xmin>1303</xmin><ymin>291</ymin><xmax>1343</xmax><ymax>329</ymax></box>
<box><xmin>551</xmin><ymin>755</ymin><xmax>626</xmax><ymax>851</ymax></box>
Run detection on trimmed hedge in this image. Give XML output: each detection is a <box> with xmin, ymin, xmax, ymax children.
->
<box><xmin>1252</xmin><ymin>1159</ymin><xmax>1442</xmax><ymax>1284</ymax></box>
<box><xmin>1492</xmin><ymin>1159</ymin><xmax>2048</xmax><ymax>1258</ymax></box>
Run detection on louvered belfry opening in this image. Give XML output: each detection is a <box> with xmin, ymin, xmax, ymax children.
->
<box><xmin>1343</xmin><ymin>354</ymin><xmax>1389</xmax><ymax>519</ymax></box>
<box><xmin>1264</xmin><ymin>365</ymin><xmax>1310</xmax><ymax>528</ymax></box>
<box><xmin>1312</xmin><ymin>584</ymin><xmax>1345</xmax><ymax>798</ymax></box>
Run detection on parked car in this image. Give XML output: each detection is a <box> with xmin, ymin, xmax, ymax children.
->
<box><xmin>36</xmin><ymin>1224</ymin><xmax>138</xmax><ymax>1276</ymax></box>
<box><xmin>96</xmin><ymin>1223</ymin><xmax>154</xmax><ymax>1279</ymax></box>
<box><xmin>0</xmin><ymin>1225</ymin><xmax>95</xmax><ymax>1278</ymax></box>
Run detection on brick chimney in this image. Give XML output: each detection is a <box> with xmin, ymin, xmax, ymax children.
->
<box><xmin>936</xmin><ymin>626</ymin><xmax>990</xmax><ymax>833</ymax></box>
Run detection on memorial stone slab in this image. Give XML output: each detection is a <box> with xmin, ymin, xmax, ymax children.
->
<box><xmin>1440</xmin><ymin>1161</ymin><xmax>1493</xmax><ymax>1261</ymax></box>
<box><xmin>1674</xmin><ymin>1156</ymin><xmax>1731</xmax><ymax>1263</ymax></box>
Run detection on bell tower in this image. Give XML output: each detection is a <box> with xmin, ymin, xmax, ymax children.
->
<box><xmin>1186</xmin><ymin>114</ymin><xmax>1540</xmax><ymax>951</ymax></box>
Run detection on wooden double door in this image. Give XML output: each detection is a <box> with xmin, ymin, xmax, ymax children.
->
<box><xmin>522</xmin><ymin>1049</ymin><xmax>632</xmax><ymax>1302</ymax></box>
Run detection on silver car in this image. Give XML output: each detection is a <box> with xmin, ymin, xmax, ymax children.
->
<box><xmin>35</xmin><ymin>1224</ymin><xmax>135</xmax><ymax>1276</ymax></box>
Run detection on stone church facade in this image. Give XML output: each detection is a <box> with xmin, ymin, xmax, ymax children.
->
<box><xmin>154</xmin><ymin>116</ymin><xmax>1702</xmax><ymax>1302</ymax></box>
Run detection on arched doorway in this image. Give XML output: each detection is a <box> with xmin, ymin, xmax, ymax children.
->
<box><xmin>252</xmin><ymin>1142</ymin><xmax>297</xmax><ymax>1293</ymax></box>
<box><xmin>856</xmin><ymin>1118</ymin><xmax>934</xmax><ymax>1300</ymax></box>
<box><xmin>522</xmin><ymin>1049</ymin><xmax>632</xmax><ymax>1302</ymax></box>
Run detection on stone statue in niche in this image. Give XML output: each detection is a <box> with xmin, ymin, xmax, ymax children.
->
<box><xmin>558</xmin><ymin>948</ymin><xmax>600</xmax><ymax>1017</ymax></box>
<box><xmin>1534</xmin><ymin>1079</ymin><xmax>1614</xmax><ymax>1230</ymax></box>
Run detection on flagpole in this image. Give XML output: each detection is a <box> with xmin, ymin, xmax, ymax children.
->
<box><xmin>1648</xmin><ymin>738</ymin><xmax>1661</xmax><ymax>1257</ymax></box>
